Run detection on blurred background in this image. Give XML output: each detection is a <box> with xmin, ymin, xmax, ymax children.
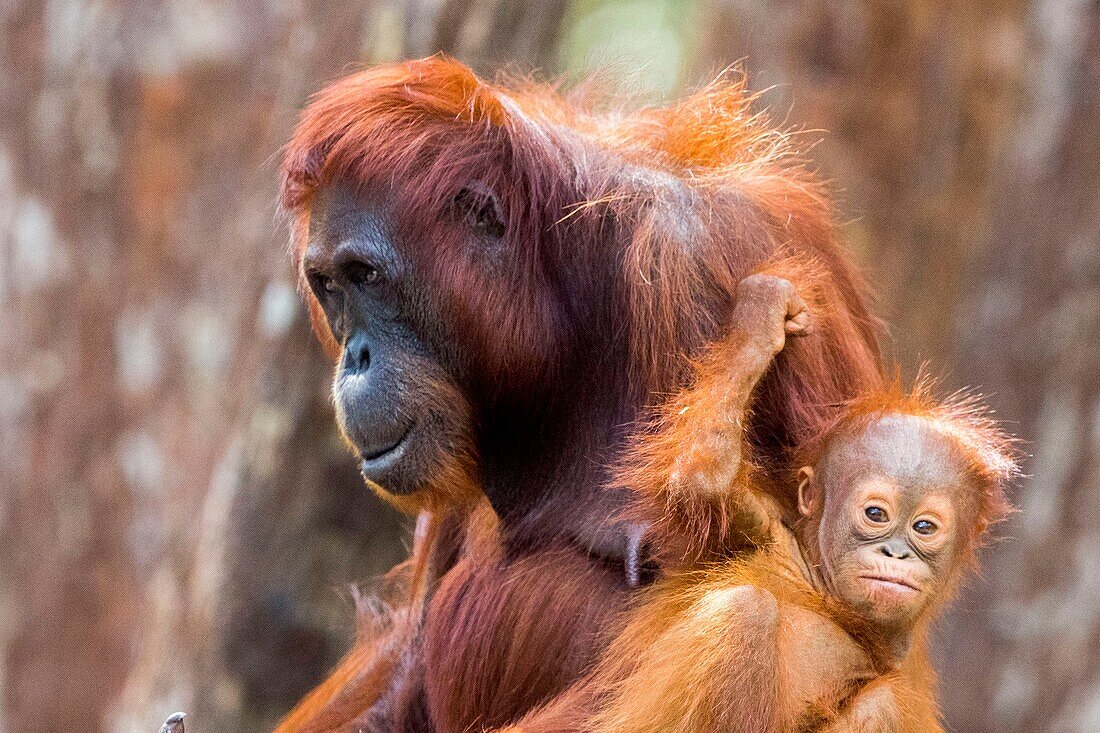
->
<box><xmin>1</xmin><ymin>0</ymin><xmax>1098</xmax><ymax>731</ymax></box>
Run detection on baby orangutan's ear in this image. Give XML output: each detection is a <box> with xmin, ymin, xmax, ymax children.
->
<box><xmin>797</xmin><ymin>466</ymin><xmax>818</xmax><ymax>518</ymax></box>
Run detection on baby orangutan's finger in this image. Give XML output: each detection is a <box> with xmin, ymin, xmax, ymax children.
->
<box><xmin>785</xmin><ymin>308</ymin><xmax>814</xmax><ymax>336</ymax></box>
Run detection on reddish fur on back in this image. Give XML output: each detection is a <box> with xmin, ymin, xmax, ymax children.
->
<box><xmin>613</xmin><ymin>254</ymin><xmax>852</xmax><ymax>564</ymax></box>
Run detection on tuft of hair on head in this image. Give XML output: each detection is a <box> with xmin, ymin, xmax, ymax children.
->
<box><xmin>797</xmin><ymin>369</ymin><xmax>1021</xmax><ymax>543</ymax></box>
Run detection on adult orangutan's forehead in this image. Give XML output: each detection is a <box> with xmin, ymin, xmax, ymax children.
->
<box><xmin>302</xmin><ymin>182</ymin><xmax>393</xmax><ymax>266</ymax></box>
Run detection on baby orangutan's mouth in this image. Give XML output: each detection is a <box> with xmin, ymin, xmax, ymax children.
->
<box><xmin>859</xmin><ymin>574</ymin><xmax>921</xmax><ymax>595</ymax></box>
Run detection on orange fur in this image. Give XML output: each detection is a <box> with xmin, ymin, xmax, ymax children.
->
<box><xmin>615</xmin><ymin>257</ymin><xmax>840</xmax><ymax>565</ymax></box>
<box><xmin>510</xmin><ymin>360</ymin><xmax>1016</xmax><ymax>733</ymax></box>
<box><xmin>277</xmin><ymin>57</ymin><xmax>887</xmax><ymax>732</ymax></box>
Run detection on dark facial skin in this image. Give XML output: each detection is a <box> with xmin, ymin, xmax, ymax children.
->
<box><xmin>798</xmin><ymin>415</ymin><xmax>966</xmax><ymax>650</ymax></box>
<box><xmin>301</xmin><ymin>182</ymin><xmax>481</xmax><ymax>496</ymax></box>
<box><xmin>301</xmin><ymin>177</ymin><xmax>680</xmax><ymax>566</ymax></box>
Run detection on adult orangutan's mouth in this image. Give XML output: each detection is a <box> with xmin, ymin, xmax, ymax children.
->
<box><xmin>359</xmin><ymin>424</ymin><xmax>413</xmax><ymax>473</ymax></box>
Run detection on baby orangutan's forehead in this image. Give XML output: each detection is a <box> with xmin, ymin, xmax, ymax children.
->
<box><xmin>822</xmin><ymin>414</ymin><xmax>969</xmax><ymax>494</ymax></box>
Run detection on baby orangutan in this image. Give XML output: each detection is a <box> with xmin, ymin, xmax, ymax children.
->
<box><xmin>510</xmin><ymin>272</ymin><xmax>1016</xmax><ymax>733</ymax></box>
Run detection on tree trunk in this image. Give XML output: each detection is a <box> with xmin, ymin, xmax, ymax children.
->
<box><xmin>694</xmin><ymin>1</ymin><xmax>1100</xmax><ymax>730</ymax></box>
<box><xmin>0</xmin><ymin>2</ymin><xmax>567</xmax><ymax>731</ymax></box>
<box><xmin>938</xmin><ymin>4</ymin><xmax>1100</xmax><ymax>730</ymax></box>
<box><xmin>692</xmin><ymin>0</ymin><xmax>1028</xmax><ymax>365</ymax></box>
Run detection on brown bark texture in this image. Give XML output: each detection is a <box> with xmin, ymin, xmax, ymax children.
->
<box><xmin>693</xmin><ymin>1</ymin><xmax>1100</xmax><ymax>730</ymax></box>
<box><xmin>0</xmin><ymin>1</ymin><xmax>568</xmax><ymax>731</ymax></box>
<box><xmin>1</xmin><ymin>1</ymin><xmax>1096</xmax><ymax>731</ymax></box>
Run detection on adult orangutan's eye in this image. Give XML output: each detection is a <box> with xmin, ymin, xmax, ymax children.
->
<box><xmin>308</xmin><ymin>270</ymin><xmax>338</xmax><ymax>297</ymax></box>
<box><xmin>345</xmin><ymin>261</ymin><xmax>381</xmax><ymax>286</ymax></box>
<box><xmin>864</xmin><ymin>506</ymin><xmax>888</xmax><ymax>523</ymax></box>
<box><xmin>913</xmin><ymin>519</ymin><xmax>938</xmax><ymax>535</ymax></box>
<box><xmin>453</xmin><ymin>182</ymin><xmax>506</xmax><ymax>239</ymax></box>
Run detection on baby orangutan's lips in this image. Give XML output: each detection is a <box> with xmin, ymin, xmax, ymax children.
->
<box><xmin>859</xmin><ymin>574</ymin><xmax>921</xmax><ymax>595</ymax></box>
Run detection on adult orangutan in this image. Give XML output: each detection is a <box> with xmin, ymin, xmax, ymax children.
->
<box><xmin>275</xmin><ymin>56</ymin><xmax>883</xmax><ymax>732</ymax></box>
<box><xmin>506</xmin><ymin>272</ymin><xmax>1016</xmax><ymax>733</ymax></box>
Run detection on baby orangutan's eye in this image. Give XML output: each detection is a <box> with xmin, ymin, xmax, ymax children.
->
<box><xmin>864</xmin><ymin>506</ymin><xmax>888</xmax><ymax>523</ymax></box>
<box><xmin>913</xmin><ymin>519</ymin><xmax>938</xmax><ymax>535</ymax></box>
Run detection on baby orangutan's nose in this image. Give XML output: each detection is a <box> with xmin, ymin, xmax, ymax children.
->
<box><xmin>877</xmin><ymin>539</ymin><xmax>912</xmax><ymax>560</ymax></box>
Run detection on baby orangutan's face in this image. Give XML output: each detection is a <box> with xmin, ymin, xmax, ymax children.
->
<box><xmin>799</xmin><ymin>415</ymin><xmax>967</xmax><ymax>632</ymax></box>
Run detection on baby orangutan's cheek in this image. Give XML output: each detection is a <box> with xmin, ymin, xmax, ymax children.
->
<box><xmin>829</xmin><ymin>555</ymin><xmax>878</xmax><ymax>609</ymax></box>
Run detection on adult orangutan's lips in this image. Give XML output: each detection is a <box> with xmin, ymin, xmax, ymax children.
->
<box><xmin>359</xmin><ymin>424</ymin><xmax>413</xmax><ymax>472</ymax></box>
<box><xmin>860</xmin><ymin>574</ymin><xmax>921</xmax><ymax>594</ymax></box>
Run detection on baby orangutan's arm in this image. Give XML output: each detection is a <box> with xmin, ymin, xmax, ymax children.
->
<box><xmin>818</xmin><ymin>641</ymin><xmax>945</xmax><ymax>733</ymax></box>
<box><xmin>819</xmin><ymin>674</ymin><xmax>945</xmax><ymax>733</ymax></box>
<box><xmin>618</xmin><ymin>273</ymin><xmax>813</xmax><ymax>566</ymax></box>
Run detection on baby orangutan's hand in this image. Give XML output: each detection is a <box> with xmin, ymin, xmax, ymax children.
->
<box><xmin>731</xmin><ymin>274</ymin><xmax>814</xmax><ymax>356</ymax></box>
